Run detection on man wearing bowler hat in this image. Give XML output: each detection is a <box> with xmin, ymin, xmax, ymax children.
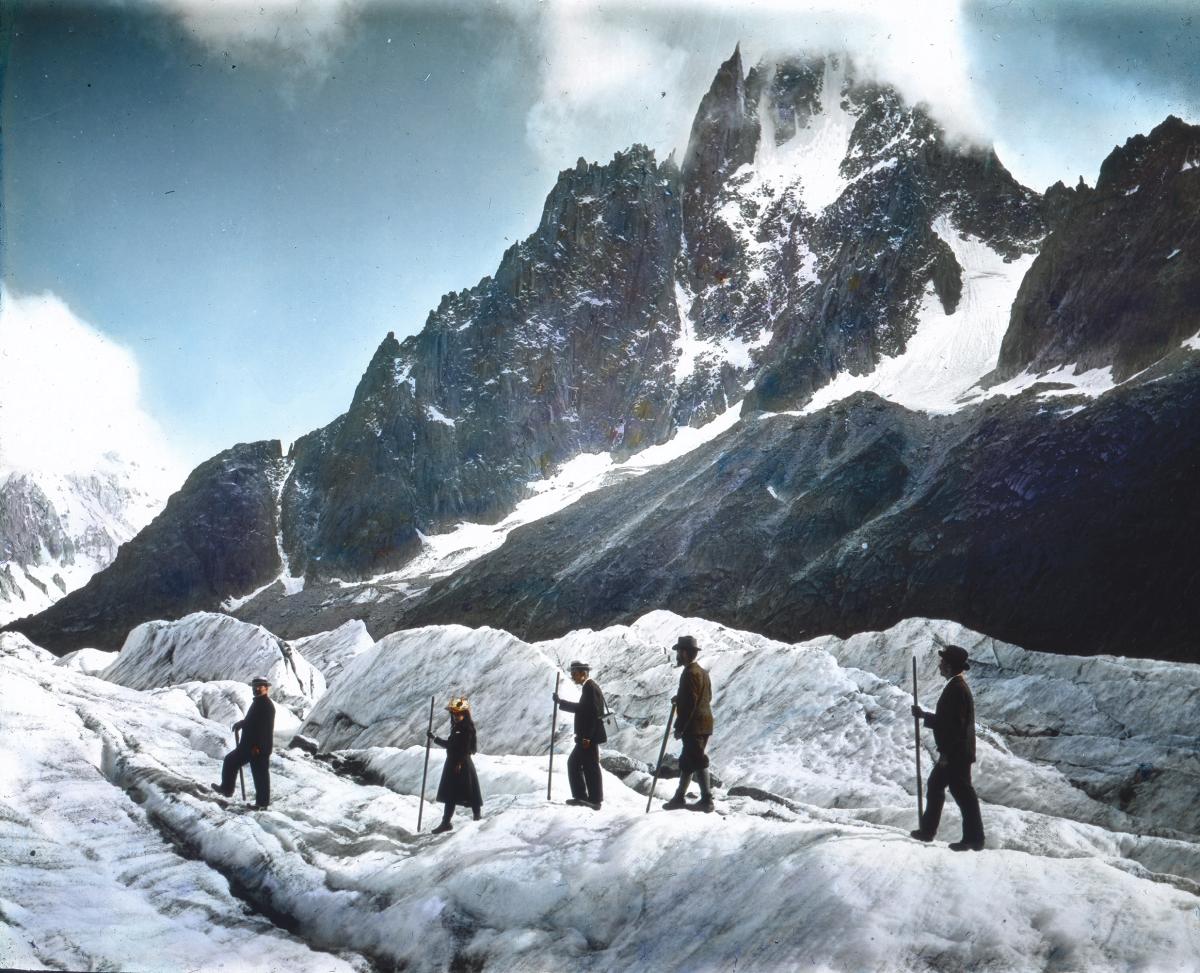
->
<box><xmin>663</xmin><ymin>635</ymin><xmax>715</xmax><ymax>813</ymax></box>
<box><xmin>910</xmin><ymin>644</ymin><xmax>985</xmax><ymax>850</ymax></box>
<box><xmin>553</xmin><ymin>660</ymin><xmax>607</xmax><ymax>809</ymax></box>
<box><xmin>211</xmin><ymin>676</ymin><xmax>275</xmax><ymax>809</ymax></box>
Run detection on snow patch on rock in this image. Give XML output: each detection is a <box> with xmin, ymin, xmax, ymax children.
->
<box><xmin>798</xmin><ymin>217</ymin><xmax>1035</xmax><ymax>415</ymax></box>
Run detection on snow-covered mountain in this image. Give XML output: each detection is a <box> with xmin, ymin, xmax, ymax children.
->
<box><xmin>4</xmin><ymin>611</ymin><xmax>1199</xmax><ymax>971</ymax></box>
<box><xmin>0</xmin><ymin>456</ymin><xmax>167</xmax><ymax>624</ymax></box>
<box><xmin>9</xmin><ymin>49</ymin><xmax>1199</xmax><ymax>662</ymax></box>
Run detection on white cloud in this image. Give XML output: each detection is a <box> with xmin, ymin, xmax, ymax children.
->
<box><xmin>133</xmin><ymin>0</ymin><xmax>362</xmax><ymax>71</ymax></box>
<box><xmin>517</xmin><ymin>0</ymin><xmax>990</xmax><ymax>176</ymax></box>
<box><xmin>525</xmin><ymin>6</ymin><xmax>693</xmax><ymax>170</ymax></box>
<box><xmin>0</xmin><ymin>287</ymin><xmax>182</xmax><ymax>485</ymax></box>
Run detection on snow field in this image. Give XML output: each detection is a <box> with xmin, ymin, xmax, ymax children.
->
<box><xmin>6</xmin><ymin>613</ymin><xmax>1200</xmax><ymax>971</ymax></box>
<box><xmin>0</xmin><ymin>632</ymin><xmax>361</xmax><ymax>973</ymax></box>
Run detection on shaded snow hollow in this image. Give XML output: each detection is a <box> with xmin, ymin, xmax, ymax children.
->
<box><xmin>3</xmin><ymin>612</ymin><xmax>1200</xmax><ymax>972</ymax></box>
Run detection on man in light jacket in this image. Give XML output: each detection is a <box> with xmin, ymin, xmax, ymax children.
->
<box><xmin>663</xmin><ymin>635</ymin><xmax>715</xmax><ymax>813</ymax></box>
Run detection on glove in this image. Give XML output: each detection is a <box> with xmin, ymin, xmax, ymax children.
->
<box><xmin>427</xmin><ymin>731</ymin><xmax>435</xmax><ymax>741</ymax></box>
<box><xmin>250</xmin><ymin>746</ymin><xmax>261</xmax><ymax>756</ymax></box>
<box><xmin>552</xmin><ymin>692</ymin><xmax>560</xmax><ymax>704</ymax></box>
<box><xmin>910</xmin><ymin>705</ymin><xmax>923</xmax><ymax>719</ymax></box>
<box><xmin>581</xmin><ymin>739</ymin><xmax>591</xmax><ymax>748</ymax></box>
<box><xmin>233</xmin><ymin>720</ymin><xmax>244</xmax><ymax>732</ymax></box>
<box><xmin>670</xmin><ymin>695</ymin><xmax>678</xmax><ymax>704</ymax></box>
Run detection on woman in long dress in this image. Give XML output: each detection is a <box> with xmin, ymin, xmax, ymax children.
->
<box><xmin>428</xmin><ymin>696</ymin><xmax>482</xmax><ymax>833</ymax></box>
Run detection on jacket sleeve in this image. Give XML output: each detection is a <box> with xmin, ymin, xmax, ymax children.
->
<box><xmin>675</xmin><ymin>667</ymin><xmax>697</xmax><ymax>733</ymax></box>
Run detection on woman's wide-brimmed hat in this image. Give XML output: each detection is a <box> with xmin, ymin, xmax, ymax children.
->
<box><xmin>446</xmin><ymin>696</ymin><xmax>471</xmax><ymax>714</ymax></box>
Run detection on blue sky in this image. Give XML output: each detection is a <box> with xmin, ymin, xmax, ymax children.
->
<box><xmin>2</xmin><ymin>0</ymin><xmax>1197</xmax><ymax>477</ymax></box>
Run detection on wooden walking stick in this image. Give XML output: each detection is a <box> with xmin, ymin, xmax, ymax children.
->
<box><xmin>646</xmin><ymin>701</ymin><xmax>678</xmax><ymax>813</ymax></box>
<box><xmin>912</xmin><ymin>656</ymin><xmax>925</xmax><ymax>824</ymax></box>
<box><xmin>417</xmin><ymin>695</ymin><xmax>435</xmax><ymax>832</ymax></box>
<box><xmin>547</xmin><ymin>672</ymin><xmax>561</xmax><ymax>801</ymax></box>
<box><xmin>233</xmin><ymin>725</ymin><xmax>246</xmax><ymax>802</ymax></box>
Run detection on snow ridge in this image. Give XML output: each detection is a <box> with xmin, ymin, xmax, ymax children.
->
<box><xmin>6</xmin><ymin>613</ymin><xmax>1200</xmax><ymax>972</ymax></box>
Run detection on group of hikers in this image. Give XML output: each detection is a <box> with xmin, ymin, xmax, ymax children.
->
<box><xmin>211</xmin><ymin>636</ymin><xmax>985</xmax><ymax>851</ymax></box>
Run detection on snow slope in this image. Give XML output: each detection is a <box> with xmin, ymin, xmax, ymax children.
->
<box><xmin>801</xmin><ymin>217</ymin><xmax>1036</xmax><ymax>415</ymax></box>
<box><xmin>4</xmin><ymin>614</ymin><xmax>1200</xmax><ymax>972</ymax></box>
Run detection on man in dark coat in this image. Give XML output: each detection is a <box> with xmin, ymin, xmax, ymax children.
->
<box><xmin>663</xmin><ymin>635</ymin><xmax>715</xmax><ymax>813</ymax></box>
<box><xmin>429</xmin><ymin>697</ymin><xmax>482</xmax><ymax>833</ymax></box>
<box><xmin>211</xmin><ymin>676</ymin><xmax>275</xmax><ymax>809</ymax></box>
<box><xmin>553</xmin><ymin>660</ymin><xmax>607</xmax><ymax>809</ymax></box>
<box><xmin>911</xmin><ymin>644</ymin><xmax>985</xmax><ymax>850</ymax></box>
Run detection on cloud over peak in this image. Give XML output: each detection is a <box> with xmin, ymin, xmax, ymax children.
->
<box><xmin>0</xmin><ymin>287</ymin><xmax>181</xmax><ymax>486</ymax></box>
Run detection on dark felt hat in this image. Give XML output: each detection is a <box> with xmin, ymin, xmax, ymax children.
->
<box><xmin>250</xmin><ymin>676</ymin><xmax>272</xmax><ymax>688</ymax></box>
<box><xmin>568</xmin><ymin>660</ymin><xmax>590</xmax><ymax>672</ymax></box>
<box><xmin>674</xmin><ymin>635</ymin><xmax>699</xmax><ymax>656</ymax></box>
<box><xmin>938</xmin><ymin>645</ymin><xmax>970</xmax><ymax>671</ymax></box>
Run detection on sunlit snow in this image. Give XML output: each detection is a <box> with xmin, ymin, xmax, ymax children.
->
<box><xmin>799</xmin><ymin>217</ymin><xmax>1035</xmax><ymax>415</ymax></box>
<box><xmin>762</xmin><ymin>58</ymin><xmax>856</xmax><ymax>215</ymax></box>
<box><xmin>5</xmin><ymin>612</ymin><xmax>1200</xmax><ymax>972</ymax></box>
<box><xmin>353</xmin><ymin>403</ymin><xmax>744</xmax><ymax>591</ymax></box>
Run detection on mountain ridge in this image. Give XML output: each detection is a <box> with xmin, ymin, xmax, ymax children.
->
<box><xmin>8</xmin><ymin>49</ymin><xmax>1198</xmax><ymax>661</ymax></box>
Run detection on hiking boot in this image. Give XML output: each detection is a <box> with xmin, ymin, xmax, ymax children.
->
<box><xmin>210</xmin><ymin>783</ymin><xmax>234</xmax><ymax>798</ymax></box>
<box><xmin>662</xmin><ymin>793</ymin><xmax>689</xmax><ymax>811</ymax></box>
<box><xmin>688</xmin><ymin>797</ymin><xmax>715</xmax><ymax>813</ymax></box>
<box><xmin>949</xmin><ymin>840</ymin><xmax>984</xmax><ymax>852</ymax></box>
<box><xmin>909</xmin><ymin>829</ymin><xmax>934</xmax><ymax>843</ymax></box>
<box><xmin>431</xmin><ymin>821</ymin><xmax>453</xmax><ymax>834</ymax></box>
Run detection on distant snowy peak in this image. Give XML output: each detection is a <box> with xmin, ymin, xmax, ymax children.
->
<box><xmin>0</xmin><ymin>459</ymin><xmax>169</xmax><ymax>624</ymax></box>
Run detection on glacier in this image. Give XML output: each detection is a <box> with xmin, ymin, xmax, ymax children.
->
<box><xmin>2</xmin><ymin>611</ymin><xmax>1199</xmax><ymax>972</ymax></box>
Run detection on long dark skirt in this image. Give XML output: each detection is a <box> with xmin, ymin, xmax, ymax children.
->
<box><xmin>435</xmin><ymin>754</ymin><xmax>482</xmax><ymax>807</ymax></box>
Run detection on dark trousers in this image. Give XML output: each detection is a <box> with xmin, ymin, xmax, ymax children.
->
<box><xmin>441</xmin><ymin>801</ymin><xmax>481</xmax><ymax>822</ymax></box>
<box><xmin>567</xmin><ymin>738</ymin><xmax>603</xmax><ymax>804</ymax></box>
<box><xmin>221</xmin><ymin>746</ymin><xmax>270</xmax><ymax>807</ymax></box>
<box><xmin>920</xmin><ymin>759</ymin><xmax>983</xmax><ymax>843</ymax></box>
<box><xmin>678</xmin><ymin>735</ymin><xmax>710</xmax><ymax>774</ymax></box>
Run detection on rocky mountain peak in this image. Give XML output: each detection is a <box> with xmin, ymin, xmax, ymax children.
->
<box><xmin>994</xmin><ymin>114</ymin><xmax>1200</xmax><ymax>383</ymax></box>
<box><xmin>682</xmin><ymin>46</ymin><xmax>761</xmax><ymax>193</ymax></box>
<box><xmin>1096</xmin><ymin>114</ymin><xmax>1200</xmax><ymax>195</ymax></box>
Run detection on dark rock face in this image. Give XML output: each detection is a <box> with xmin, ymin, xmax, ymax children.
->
<box><xmin>994</xmin><ymin>116</ymin><xmax>1200</xmax><ymax>383</ymax></box>
<box><xmin>6</xmin><ymin>442</ymin><xmax>284</xmax><ymax>654</ymax></box>
<box><xmin>400</xmin><ymin>360</ymin><xmax>1200</xmax><ymax>662</ymax></box>
<box><xmin>282</xmin><ymin>146</ymin><xmax>688</xmax><ymax>580</ymax></box>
